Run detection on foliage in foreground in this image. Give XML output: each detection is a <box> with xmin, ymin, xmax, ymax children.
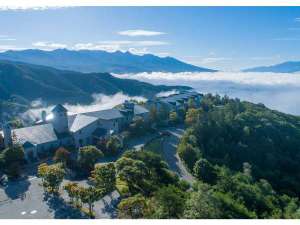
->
<box><xmin>177</xmin><ymin>94</ymin><xmax>300</xmax><ymax>218</ymax></box>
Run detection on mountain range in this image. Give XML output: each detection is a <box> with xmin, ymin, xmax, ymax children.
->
<box><xmin>0</xmin><ymin>60</ymin><xmax>190</xmax><ymax>105</ymax></box>
<box><xmin>0</xmin><ymin>49</ymin><xmax>216</xmax><ymax>74</ymax></box>
<box><xmin>243</xmin><ymin>61</ymin><xmax>300</xmax><ymax>73</ymax></box>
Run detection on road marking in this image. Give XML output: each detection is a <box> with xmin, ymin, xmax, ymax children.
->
<box><xmin>30</xmin><ymin>210</ymin><xmax>37</xmax><ymax>214</ymax></box>
<box><xmin>21</xmin><ymin>211</ymin><xmax>26</xmax><ymax>215</ymax></box>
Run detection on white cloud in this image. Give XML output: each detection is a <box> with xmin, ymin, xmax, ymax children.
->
<box><xmin>156</xmin><ymin>90</ymin><xmax>179</xmax><ymax>97</ymax></box>
<box><xmin>72</xmin><ymin>40</ymin><xmax>168</xmax><ymax>53</ymax></box>
<box><xmin>29</xmin><ymin>40</ymin><xmax>169</xmax><ymax>53</ymax></box>
<box><xmin>118</xmin><ymin>29</ymin><xmax>166</xmax><ymax>37</ymax></box>
<box><xmin>0</xmin><ymin>5</ymin><xmax>68</xmax><ymax>11</ymax></box>
<box><xmin>0</xmin><ymin>38</ymin><xmax>16</xmax><ymax>41</ymax></box>
<box><xmin>32</xmin><ymin>41</ymin><xmax>67</xmax><ymax>50</ymax></box>
<box><xmin>73</xmin><ymin>42</ymin><xmax>121</xmax><ymax>52</ymax></box>
<box><xmin>128</xmin><ymin>47</ymin><xmax>150</xmax><ymax>55</ymax></box>
<box><xmin>295</xmin><ymin>18</ymin><xmax>300</xmax><ymax>22</ymax></box>
<box><xmin>22</xmin><ymin>92</ymin><xmax>146</xmax><ymax>122</ymax></box>
<box><xmin>114</xmin><ymin>71</ymin><xmax>300</xmax><ymax>116</ymax></box>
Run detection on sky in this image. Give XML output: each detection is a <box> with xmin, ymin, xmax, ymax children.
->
<box><xmin>0</xmin><ymin>7</ymin><xmax>300</xmax><ymax>70</ymax></box>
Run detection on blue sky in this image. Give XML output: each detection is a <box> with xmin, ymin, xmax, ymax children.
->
<box><xmin>0</xmin><ymin>7</ymin><xmax>300</xmax><ymax>70</ymax></box>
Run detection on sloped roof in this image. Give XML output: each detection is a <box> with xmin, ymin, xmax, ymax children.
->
<box><xmin>159</xmin><ymin>91</ymin><xmax>200</xmax><ymax>104</ymax></box>
<box><xmin>84</xmin><ymin>108</ymin><xmax>124</xmax><ymax>120</ymax></box>
<box><xmin>134</xmin><ymin>105</ymin><xmax>149</xmax><ymax>115</ymax></box>
<box><xmin>13</xmin><ymin>123</ymin><xmax>58</xmax><ymax>145</ymax></box>
<box><xmin>69</xmin><ymin>114</ymin><xmax>98</xmax><ymax>132</ymax></box>
<box><xmin>52</xmin><ymin>104</ymin><xmax>67</xmax><ymax>113</ymax></box>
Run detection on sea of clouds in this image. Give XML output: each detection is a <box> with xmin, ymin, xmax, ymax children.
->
<box><xmin>114</xmin><ymin>72</ymin><xmax>300</xmax><ymax>116</ymax></box>
<box><xmin>22</xmin><ymin>92</ymin><xmax>147</xmax><ymax>122</ymax></box>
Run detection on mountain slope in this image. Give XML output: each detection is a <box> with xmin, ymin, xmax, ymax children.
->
<box><xmin>0</xmin><ymin>49</ymin><xmax>217</xmax><ymax>74</ymax></box>
<box><xmin>243</xmin><ymin>61</ymin><xmax>300</xmax><ymax>73</ymax></box>
<box><xmin>0</xmin><ymin>60</ymin><xmax>190</xmax><ymax>105</ymax></box>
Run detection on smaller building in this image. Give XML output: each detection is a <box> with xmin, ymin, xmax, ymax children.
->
<box><xmin>147</xmin><ymin>91</ymin><xmax>202</xmax><ymax>113</ymax></box>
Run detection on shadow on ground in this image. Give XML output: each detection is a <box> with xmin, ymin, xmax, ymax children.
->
<box><xmin>44</xmin><ymin>193</ymin><xmax>88</xmax><ymax>219</ymax></box>
<box><xmin>3</xmin><ymin>178</ymin><xmax>30</xmax><ymax>200</ymax></box>
<box><xmin>98</xmin><ymin>191</ymin><xmax>120</xmax><ymax>218</ymax></box>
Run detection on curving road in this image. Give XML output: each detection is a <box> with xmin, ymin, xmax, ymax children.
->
<box><xmin>160</xmin><ymin>126</ymin><xmax>195</xmax><ymax>184</ymax></box>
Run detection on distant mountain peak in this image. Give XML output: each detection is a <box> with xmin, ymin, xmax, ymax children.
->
<box><xmin>0</xmin><ymin>49</ymin><xmax>217</xmax><ymax>74</ymax></box>
<box><xmin>243</xmin><ymin>61</ymin><xmax>300</xmax><ymax>73</ymax></box>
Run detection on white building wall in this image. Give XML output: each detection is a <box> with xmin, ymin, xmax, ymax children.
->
<box><xmin>73</xmin><ymin>121</ymin><xmax>100</xmax><ymax>148</ymax></box>
<box><xmin>98</xmin><ymin>118</ymin><xmax>120</xmax><ymax>133</ymax></box>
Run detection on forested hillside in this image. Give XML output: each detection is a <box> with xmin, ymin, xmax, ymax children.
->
<box><xmin>0</xmin><ymin>60</ymin><xmax>188</xmax><ymax>104</ymax></box>
<box><xmin>175</xmin><ymin>94</ymin><xmax>300</xmax><ymax>218</ymax></box>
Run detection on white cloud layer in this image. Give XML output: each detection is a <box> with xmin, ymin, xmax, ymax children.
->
<box><xmin>22</xmin><ymin>92</ymin><xmax>146</xmax><ymax>122</ymax></box>
<box><xmin>30</xmin><ymin>40</ymin><xmax>168</xmax><ymax>54</ymax></box>
<box><xmin>114</xmin><ymin>71</ymin><xmax>300</xmax><ymax>115</ymax></box>
<box><xmin>156</xmin><ymin>90</ymin><xmax>179</xmax><ymax>97</ymax></box>
<box><xmin>32</xmin><ymin>41</ymin><xmax>68</xmax><ymax>50</ymax></box>
<box><xmin>118</xmin><ymin>29</ymin><xmax>166</xmax><ymax>37</ymax></box>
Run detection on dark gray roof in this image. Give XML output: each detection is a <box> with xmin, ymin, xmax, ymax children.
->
<box><xmin>84</xmin><ymin>108</ymin><xmax>124</xmax><ymax>120</ymax></box>
<box><xmin>13</xmin><ymin>123</ymin><xmax>58</xmax><ymax>146</ymax></box>
<box><xmin>52</xmin><ymin>104</ymin><xmax>67</xmax><ymax>113</ymax></box>
<box><xmin>69</xmin><ymin>114</ymin><xmax>98</xmax><ymax>132</ymax></box>
<box><xmin>134</xmin><ymin>105</ymin><xmax>149</xmax><ymax>115</ymax></box>
<box><xmin>159</xmin><ymin>91</ymin><xmax>200</xmax><ymax>104</ymax></box>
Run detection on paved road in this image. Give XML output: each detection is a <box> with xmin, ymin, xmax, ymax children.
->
<box><xmin>0</xmin><ymin>176</ymin><xmax>120</xmax><ymax>219</ymax></box>
<box><xmin>126</xmin><ymin>126</ymin><xmax>195</xmax><ymax>183</ymax></box>
<box><xmin>160</xmin><ymin>127</ymin><xmax>195</xmax><ymax>184</ymax></box>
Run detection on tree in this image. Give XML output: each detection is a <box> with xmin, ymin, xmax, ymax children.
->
<box><xmin>116</xmin><ymin>157</ymin><xmax>147</xmax><ymax>194</ymax></box>
<box><xmin>105</xmin><ymin>136</ymin><xmax>121</xmax><ymax>156</ymax></box>
<box><xmin>177</xmin><ymin>142</ymin><xmax>200</xmax><ymax>171</ymax></box>
<box><xmin>78</xmin><ymin>146</ymin><xmax>103</xmax><ymax>174</ymax></box>
<box><xmin>53</xmin><ymin>147</ymin><xmax>70</xmax><ymax>167</ymax></box>
<box><xmin>193</xmin><ymin>158</ymin><xmax>217</xmax><ymax>184</ymax></box>
<box><xmin>1</xmin><ymin>144</ymin><xmax>25</xmax><ymax>179</ymax></box>
<box><xmin>9</xmin><ymin>118</ymin><xmax>23</xmax><ymax>129</ymax></box>
<box><xmin>149</xmin><ymin>106</ymin><xmax>158</xmax><ymax>123</ymax></box>
<box><xmin>169</xmin><ymin>111</ymin><xmax>179</xmax><ymax>125</ymax></box>
<box><xmin>185</xmin><ymin>108</ymin><xmax>199</xmax><ymax>126</ymax></box>
<box><xmin>188</xmin><ymin>97</ymin><xmax>196</xmax><ymax>109</ymax></box>
<box><xmin>183</xmin><ymin>182</ymin><xmax>221</xmax><ymax>218</ymax></box>
<box><xmin>90</xmin><ymin>163</ymin><xmax>116</xmax><ymax>194</ymax></box>
<box><xmin>149</xmin><ymin>185</ymin><xmax>186</xmax><ymax>218</ymax></box>
<box><xmin>64</xmin><ymin>182</ymin><xmax>81</xmax><ymax>207</ymax></box>
<box><xmin>129</xmin><ymin>117</ymin><xmax>147</xmax><ymax>136</ymax></box>
<box><xmin>118</xmin><ymin>194</ymin><xmax>148</xmax><ymax>218</ymax></box>
<box><xmin>79</xmin><ymin>186</ymin><xmax>103</xmax><ymax>218</ymax></box>
<box><xmin>38</xmin><ymin>163</ymin><xmax>65</xmax><ymax>194</ymax></box>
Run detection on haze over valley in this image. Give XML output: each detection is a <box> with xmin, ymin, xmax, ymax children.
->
<box><xmin>115</xmin><ymin>71</ymin><xmax>300</xmax><ymax>115</ymax></box>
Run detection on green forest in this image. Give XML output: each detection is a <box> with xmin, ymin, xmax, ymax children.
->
<box><xmin>176</xmin><ymin>94</ymin><xmax>300</xmax><ymax>218</ymax></box>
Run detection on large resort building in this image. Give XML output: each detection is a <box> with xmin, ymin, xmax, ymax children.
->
<box><xmin>0</xmin><ymin>91</ymin><xmax>202</xmax><ymax>160</ymax></box>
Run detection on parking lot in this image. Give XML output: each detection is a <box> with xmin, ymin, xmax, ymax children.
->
<box><xmin>0</xmin><ymin>175</ymin><xmax>120</xmax><ymax>219</ymax></box>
